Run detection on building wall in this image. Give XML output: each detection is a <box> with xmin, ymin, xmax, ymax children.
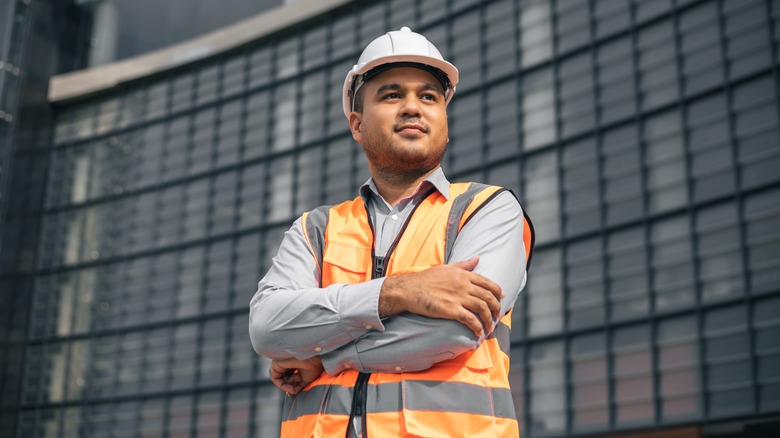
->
<box><xmin>13</xmin><ymin>0</ymin><xmax>780</xmax><ymax>436</ymax></box>
<box><xmin>0</xmin><ymin>1</ymin><xmax>91</xmax><ymax>436</ymax></box>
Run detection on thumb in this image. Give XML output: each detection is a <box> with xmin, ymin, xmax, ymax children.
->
<box><xmin>449</xmin><ymin>256</ymin><xmax>479</xmax><ymax>271</ymax></box>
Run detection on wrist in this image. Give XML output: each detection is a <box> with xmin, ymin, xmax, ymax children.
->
<box><xmin>378</xmin><ymin>276</ymin><xmax>405</xmax><ymax>317</ymax></box>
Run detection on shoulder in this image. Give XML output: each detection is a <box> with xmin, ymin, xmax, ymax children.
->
<box><xmin>454</xmin><ymin>183</ymin><xmax>522</xmax><ymax>223</ymax></box>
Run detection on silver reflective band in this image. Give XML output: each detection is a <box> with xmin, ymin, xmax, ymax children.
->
<box><xmin>283</xmin><ymin>380</ymin><xmax>517</xmax><ymax>421</ymax></box>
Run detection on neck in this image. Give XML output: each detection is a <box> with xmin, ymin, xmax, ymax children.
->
<box><xmin>371</xmin><ymin>166</ymin><xmax>439</xmax><ymax>207</ymax></box>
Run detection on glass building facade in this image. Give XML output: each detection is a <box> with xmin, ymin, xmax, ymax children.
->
<box><xmin>3</xmin><ymin>0</ymin><xmax>780</xmax><ymax>436</ymax></box>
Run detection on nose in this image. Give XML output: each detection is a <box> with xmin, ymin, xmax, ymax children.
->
<box><xmin>399</xmin><ymin>94</ymin><xmax>422</xmax><ymax>117</ymax></box>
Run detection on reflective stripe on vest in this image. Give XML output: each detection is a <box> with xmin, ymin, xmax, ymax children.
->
<box><xmin>285</xmin><ymin>182</ymin><xmax>534</xmax><ymax>437</ymax></box>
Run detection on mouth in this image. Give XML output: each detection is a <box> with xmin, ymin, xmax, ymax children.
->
<box><xmin>394</xmin><ymin>123</ymin><xmax>427</xmax><ymax>134</ymax></box>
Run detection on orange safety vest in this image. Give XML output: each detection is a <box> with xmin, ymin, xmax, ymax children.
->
<box><xmin>282</xmin><ymin>182</ymin><xmax>535</xmax><ymax>437</ymax></box>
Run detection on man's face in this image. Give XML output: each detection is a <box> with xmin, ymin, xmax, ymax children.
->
<box><xmin>349</xmin><ymin>67</ymin><xmax>449</xmax><ymax>181</ymax></box>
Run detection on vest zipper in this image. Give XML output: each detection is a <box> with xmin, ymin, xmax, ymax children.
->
<box><xmin>346</xmin><ymin>372</ymin><xmax>370</xmax><ymax>438</ymax></box>
<box><xmin>345</xmin><ymin>189</ymin><xmax>437</xmax><ymax>438</ymax></box>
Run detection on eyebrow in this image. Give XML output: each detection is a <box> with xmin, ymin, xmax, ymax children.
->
<box><xmin>375</xmin><ymin>83</ymin><xmax>444</xmax><ymax>96</ymax></box>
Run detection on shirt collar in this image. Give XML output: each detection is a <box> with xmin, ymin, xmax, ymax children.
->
<box><xmin>359</xmin><ymin>167</ymin><xmax>451</xmax><ymax>206</ymax></box>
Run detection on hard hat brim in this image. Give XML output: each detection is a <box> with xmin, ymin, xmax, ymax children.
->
<box><xmin>342</xmin><ymin>54</ymin><xmax>459</xmax><ymax>119</ymax></box>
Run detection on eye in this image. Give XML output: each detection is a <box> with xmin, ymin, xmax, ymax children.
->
<box><xmin>382</xmin><ymin>92</ymin><xmax>401</xmax><ymax>100</ymax></box>
<box><xmin>421</xmin><ymin>93</ymin><xmax>438</xmax><ymax>102</ymax></box>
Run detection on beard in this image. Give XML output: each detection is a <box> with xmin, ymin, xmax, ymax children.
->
<box><xmin>361</xmin><ymin>137</ymin><xmax>447</xmax><ymax>186</ymax></box>
<box><xmin>360</xmin><ymin>117</ymin><xmax>448</xmax><ymax>185</ymax></box>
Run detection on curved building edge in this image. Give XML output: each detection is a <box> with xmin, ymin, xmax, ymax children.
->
<box><xmin>48</xmin><ymin>0</ymin><xmax>351</xmax><ymax>103</ymax></box>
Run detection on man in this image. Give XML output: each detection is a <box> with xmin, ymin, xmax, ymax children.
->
<box><xmin>249</xmin><ymin>27</ymin><xmax>534</xmax><ymax>437</ymax></box>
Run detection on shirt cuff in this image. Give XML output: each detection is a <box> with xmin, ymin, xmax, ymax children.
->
<box><xmin>338</xmin><ymin>277</ymin><xmax>387</xmax><ymax>339</ymax></box>
<box><xmin>321</xmin><ymin>341</ymin><xmax>363</xmax><ymax>375</ymax></box>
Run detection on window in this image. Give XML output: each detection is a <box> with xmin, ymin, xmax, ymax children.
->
<box><xmin>520</xmin><ymin>0</ymin><xmax>553</xmax><ymax>68</ymax></box>
<box><xmin>651</xmin><ymin>215</ymin><xmax>695</xmax><ymax>312</ymax></box>
<box><xmin>704</xmin><ymin>304</ymin><xmax>753</xmax><ymax>417</ymax></box>
<box><xmin>528</xmin><ymin>341</ymin><xmax>566</xmax><ymax>434</ymax></box>
<box><xmin>602</xmin><ymin>123</ymin><xmax>643</xmax><ymax>225</ymax></box>
<box><xmin>608</xmin><ymin>226</ymin><xmax>650</xmax><ymax>322</ymax></box>
<box><xmin>612</xmin><ymin>324</ymin><xmax>654</xmax><ymax>425</ymax></box>
<box><xmin>695</xmin><ymin>201</ymin><xmax>744</xmax><ymax>303</ymax></box>
<box><xmin>744</xmin><ymin>188</ymin><xmax>780</xmax><ymax>295</ymax></box>
<box><xmin>525</xmin><ymin>248</ymin><xmax>563</xmax><ymax>337</ymax></box>
<box><xmin>566</xmin><ymin>237</ymin><xmax>605</xmax><ymax>331</ymax></box>
<box><xmin>523</xmin><ymin>150</ymin><xmax>560</xmax><ymax>244</ymax></box>
<box><xmin>658</xmin><ymin>315</ymin><xmax>701</xmax><ymax>420</ymax></box>
<box><xmin>570</xmin><ymin>332</ymin><xmax>608</xmax><ymax>430</ymax></box>
<box><xmin>522</xmin><ymin>67</ymin><xmax>556</xmax><ymax>150</ymax></box>
<box><xmin>562</xmin><ymin>138</ymin><xmax>600</xmax><ymax>236</ymax></box>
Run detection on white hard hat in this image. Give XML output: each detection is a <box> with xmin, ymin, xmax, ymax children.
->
<box><xmin>342</xmin><ymin>26</ymin><xmax>459</xmax><ymax>120</ymax></box>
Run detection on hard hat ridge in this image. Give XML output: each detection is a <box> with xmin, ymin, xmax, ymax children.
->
<box><xmin>342</xmin><ymin>26</ymin><xmax>459</xmax><ymax>119</ymax></box>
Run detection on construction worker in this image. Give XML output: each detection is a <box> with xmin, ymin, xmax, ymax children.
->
<box><xmin>249</xmin><ymin>26</ymin><xmax>534</xmax><ymax>437</ymax></box>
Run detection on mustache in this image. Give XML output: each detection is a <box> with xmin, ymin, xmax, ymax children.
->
<box><xmin>393</xmin><ymin>118</ymin><xmax>429</xmax><ymax>133</ymax></box>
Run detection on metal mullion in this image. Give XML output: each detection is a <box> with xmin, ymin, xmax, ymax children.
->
<box><xmin>29</xmin><ymin>287</ymin><xmax>765</xmax><ymax>355</ymax></box>
<box><xmin>10</xmin><ymin>3</ymin><xmax>47</xmax><ymax>426</ymax></box>
<box><xmin>318</xmin><ymin>18</ymin><xmax>334</xmax><ymax>205</ymax></box>
<box><xmin>610</xmin><ymin>1</ymin><xmax>645</xmax><ymax>431</ymax></box>
<box><xmin>119</xmin><ymin>85</ymin><xmax>164</xmax><ymax>429</ymax></box>
<box><xmin>648</xmin><ymin>0</ymin><xmax>684</xmax><ymax>428</ymax></box>
<box><xmin>190</xmin><ymin>59</ymin><xmax>221</xmax><ymax>438</ymax></box>
<box><xmin>21</xmin><ymin>379</ymin><xmax>280</xmax><ymax>411</ymax></box>
<box><xmin>751</xmin><ymin>0</ymin><xmax>780</xmax><ymax>418</ymax></box>
<box><xmin>671</xmin><ymin>0</ymin><xmax>709</xmax><ymax>423</ymax></box>
<box><xmin>719</xmin><ymin>0</ymin><xmax>761</xmax><ymax>416</ymax></box>
<box><xmin>476</xmin><ymin>1</ymin><xmax>488</xmax><ymax>181</ymax></box>
<box><xmin>56</xmin><ymin>100</ymin><xmax>101</xmax><ymax>438</ymax></box>
<box><xmin>504</xmin><ymin>0</ymin><xmax>530</xmax><ymax>433</ymax></box>
<box><xmin>210</xmin><ymin>53</ymin><xmax>234</xmax><ymax>438</ymax></box>
<box><xmin>548</xmin><ymin>1</ymin><xmax>572</xmax><ymax>435</ymax></box>
<box><xmin>259</xmin><ymin>36</ymin><xmax>281</xmax><ymax>433</ymax></box>
<box><xmin>158</xmin><ymin>72</ymin><xmax>180</xmax><ymax>438</ymax></box>
<box><xmin>139</xmin><ymin>97</ymin><xmax>171</xmax><ymax>425</ymax></box>
<box><xmin>24</xmin><ymin>305</ymin><xmax>240</xmax><ymax>347</ymax></box>
<box><xmin>218</xmin><ymin>51</ymin><xmax>248</xmax><ymax>437</ymax></box>
<box><xmin>583</xmin><ymin>0</ymin><xmax>614</xmax><ymax>433</ymax></box>
<box><xmin>41</xmin><ymin>128</ymin><xmax>348</xmax><ymax>215</ymax></box>
<box><xmin>30</xmin><ymin>212</ymin><xmax>325</xmax><ymax>278</ymax></box>
<box><xmin>229</xmin><ymin>46</ymin><xmax>260</xmax><ymax>438</ymax></box>
<box><xmin>290</xmin><ymin>31</ymin><xmax>305</xmax><ymax>217</ymax></box>
<box><xmin>232</xmin><ymin>48</ymin><xmax>252</xmax><ymax>247</ymax></box>
<box><xmin>348</xmin><ymin>5</ymin><xmax>363</xmax><ymax>195</ymax></box>
<box><xmin>47</xmin><ymin>54</ymin><xmax>771</xmax><ymax>158</ymax></box>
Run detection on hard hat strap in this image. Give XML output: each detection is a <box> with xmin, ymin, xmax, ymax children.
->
<box><xmin>349</xmin><ymin>62</ymin><xmax>452</xmax><ymax>112</ymax></box>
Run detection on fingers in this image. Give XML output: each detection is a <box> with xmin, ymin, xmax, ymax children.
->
<box><xmin>448</xmin><ymin>255</ymin><xmax>479</xmax><ymax>271</ymax></box>
<box><xmin>468</xmin><ymin>271</ymin><xmax>504</xmax><ymax>300</ymax></box>
<box><xmin>468</xmin><ymin>281</ymin><xmax>502</xmax><ymax>319</ymax></box>
<box><xmin>470</xmin><ymin>296</ymin><xmax>494</xmax><ymax>333</ymax></box>
<box><xmin>270</xmin><ymin>358</ymin><xmax>325</xmax><ymax>397</ymax></box>
<box><xmin>455</xmin><ymin>307</ymin><xmax>484</xmax><ymax>337</ymax></box>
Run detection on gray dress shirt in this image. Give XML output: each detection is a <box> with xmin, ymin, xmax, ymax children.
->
<box><xmin>249</xmin><ymin>167</ymin><xmax>528</xmax><ymax>375</ymax></box>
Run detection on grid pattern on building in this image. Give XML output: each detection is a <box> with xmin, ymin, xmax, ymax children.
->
<box><xmin>15</xmin><ymin>0</ymin><xmax>780</xmax><ymax>436</ymax></box>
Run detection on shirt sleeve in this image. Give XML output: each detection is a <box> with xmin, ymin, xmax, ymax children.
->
<box><xmin>321</xmin><ymin>191</ymin><xmax>528</xmax><ymax>374</ymax></box>
<box><xmin>248</xmin><ymin>217</ymin><xmax>387</xmax><ymax>360</ymax></box>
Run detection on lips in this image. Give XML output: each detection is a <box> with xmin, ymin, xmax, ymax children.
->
<box><xmin>394</xmin><ymin>123</ymin><xmax>427</xmax><ymax>133</ymax></box>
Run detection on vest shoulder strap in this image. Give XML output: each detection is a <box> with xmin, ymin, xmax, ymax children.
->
<box><xmin>301</xmin><ymin>205</ymin><xmax>331</xmax><ymax>275</ymax></box>
<box><xmin>444</xmin><ymin>184</ymin><xmax>536</xmax><ymax>269</ymax></box>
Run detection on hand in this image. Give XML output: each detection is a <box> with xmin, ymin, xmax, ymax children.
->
<box><xmin>378</xmin><ymin>256</ymin><xmax>503</xmax><ymax>337</ymax></box>
<box><xmin>269</xmin><ymin>356</ymin><xmax>324</xmax><ymax>396</ymax></box>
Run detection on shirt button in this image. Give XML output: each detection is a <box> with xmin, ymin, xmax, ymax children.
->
<box><xmin>395</xmin><ymin>366</ymin><xmax>402</xmax><ymax>371</ymax></box>
<box><xmin>391</xmin><ymin>214</ymin><xmax>398</xmax><ymax>221</ymax></box>
<box><xmin>314</xmin><ymin>346</ymin><xmax>322</xmax><ymax>352</ymax></box>
<box><xmin>365</xmin><ymin>324</ymin><xmax>373</xmax><ymax>330</ymax></box>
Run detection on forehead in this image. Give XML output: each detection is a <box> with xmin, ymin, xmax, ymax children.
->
<box><xmin>365</xmin><ymin>67</ymin><xmax>443</xmax><ymax>92</ymax></box>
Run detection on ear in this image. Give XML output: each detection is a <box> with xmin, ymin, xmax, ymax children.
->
<box><xmin>349</xmin><ymin>112</ymin><xmax>363</xmax><ymax>144</ymax></box>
